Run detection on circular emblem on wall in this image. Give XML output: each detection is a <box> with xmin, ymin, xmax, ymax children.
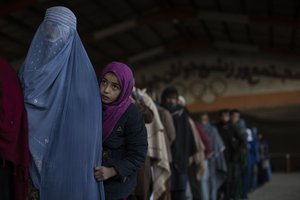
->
<box><xmin>190</xmin><ymin>77</ymin><xmax>227</xmax><ymax>103</ymax></box>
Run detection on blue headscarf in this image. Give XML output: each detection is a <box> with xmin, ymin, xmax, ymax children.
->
<box><xmin>19</xmin><ymin>6</ymin><xmax>104</xmax><ymax>199</ymax></box>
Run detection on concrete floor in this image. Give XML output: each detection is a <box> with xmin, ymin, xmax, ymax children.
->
<box><xmin>248</xmin><ymin>173</ymin><xmax>300</xmax><ymax>200</ymax></box>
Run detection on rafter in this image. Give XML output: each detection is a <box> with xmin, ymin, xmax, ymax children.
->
<box><xmin>127</xmin><ymin>39</ymin><xmax>300</xmax><ymax>64</ymax></box>
<box><xmin>82</xmin><ymin>8</ymin><xmax>300</xmax><ymax>44</ymax></box>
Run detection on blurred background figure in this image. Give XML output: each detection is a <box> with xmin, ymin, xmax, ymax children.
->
<box><xmin>161</xmin><ymin>86</ymin><xmax>197</xmax><ymax>200</ymax></box>
<box><xmin>0</xmin><ymin>57</ymin><xmax>29</xmax><ymax>200</ymax></box>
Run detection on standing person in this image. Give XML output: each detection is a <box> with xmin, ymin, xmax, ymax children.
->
<box><xmin>128</xmin><ymin>89</ymin><xmax>154</xmax><ymax>200</ymax></box>
<box><xmin>157</xmin><ymin>104</ymin><xmax>176</xmax><ymax>200</ymax></box>
<box><xmin>94</xmin><ymin>61</ymin><xmax>148</xmax><ymax>200</ymax></box>
<box><xmin>249</xmin><ymin>127</ymin><xmax>260</xmax><ymax>191</ymax></box>
<box><xmin>200</xmin><ymin>113</ymin><xmax>227</xmax><ymax>200</ymax></box>
<box><xmin>160</xmin><ymin>86</ymin><xmax>197</xmax><ymax>200</ymax></box>
<box><xmin>257</xmin><ymin>133</ymin><xmax>272</xmax><ymax>186</ymax></box>
<box><xmin>18</xmin><ymin>6</ymin><xmax>104</xmax><ymax>199</ymax></box>
<box><xmin>230</xmin><ymin>109</ymin><xmax>248</xmax><ymax>200</ymax></box>
<box><xmin>178</xmin><ymin>95</ymin><xmax>206</xmax><ymax>200</ymax></box>
<box><xmin>0</xmin><ymin>57</ymin><xmax>29</xmax><ymax>200</ymax></box>
<box><xmin>215</xmin><ymin>109</ymin><xmax>244</xmax><ymax>200</ymax></box>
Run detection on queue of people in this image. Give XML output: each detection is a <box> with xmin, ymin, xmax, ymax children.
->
<box><xmin>0</xmin><ymin>6</ymin><xmax>271</xmax><ymax>200</ymax></box>
<box><xmin>126</xmin><ymin>88</ymin><xmax>272</xmax><ymax>200</ymax></box>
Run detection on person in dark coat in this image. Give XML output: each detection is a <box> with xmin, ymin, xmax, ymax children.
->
<box><xmin>128</xmin><ymin>90</ymin><xmax>154</xmax><ymax>200</ymax></box>
<box><xmin>94</xmin><ymin>61</ymin><xmax>148</xmax><ymax>200</ymax></box>
<box><xmin>160</xmin><ymin>86</ymin><xmax>197</xmax><ymax>200</ymax></box>
<box><xmin>230</xmin><ymin>109</ymin><xmax>248</xmax><ymax>199</ymax></box>
<box><xmin>215</xmin><ymin>109</ymin><xmax>244</xmax><ymax>200</ymax></box>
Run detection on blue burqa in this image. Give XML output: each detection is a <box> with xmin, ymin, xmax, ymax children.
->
<box><xmin>18</xmin><ymin>6</ymin><xmax>105</xmax><ymax>200</ymax></box>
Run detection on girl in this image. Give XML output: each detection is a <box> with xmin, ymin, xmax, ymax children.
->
<box><xmin>94</xmin><ymin>61</ymin><xmax>148</xmax><ymax>200</ymax></box>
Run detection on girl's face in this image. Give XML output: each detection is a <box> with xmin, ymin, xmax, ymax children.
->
<box><xmin>100</xmin><ymin>72</ymin><xmax>121</xmax><ymax>104</ymax></box>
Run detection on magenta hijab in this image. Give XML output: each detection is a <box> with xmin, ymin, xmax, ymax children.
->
<box><xmin>100</xmin><ymin>61</ymin><xmax>134</xmax><ymax>141</ymax></box>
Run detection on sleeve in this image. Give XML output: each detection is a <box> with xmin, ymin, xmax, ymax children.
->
<box><xmin>195</xmin><ymin>122</ymin><xmax>213</xmax><ymax>158</ymax></box>
<box><xmin>161</xmin><ymin>109</ymin><xmax>176</xmax><ymax>145</ymax></box>
<box><xmin>135</xmin><ymin>100</ymin><xmax>154</xmax><ymax>124</ymax></box>
<box><xmin>212</xmin><ymin>126</ymin><xmax>226</xmax><ymax>156</ymax></box>
<box><xmin>111</xmin><ymin>106</ymin><xmax>148</xmax><ymax>180</ymax></box>
<box><xmin>234</xmin><ymin>126</ymin><xmax>247</xmax><ymax>152</ymax></box>
<box><xmin>186</xmin><ymin>116</ymin><xmax>198</xmax><ymax>157</ymax></box>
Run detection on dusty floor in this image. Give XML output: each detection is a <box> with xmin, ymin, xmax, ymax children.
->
<box><xmin>248</xmin><ymin>173</ymin><xmax>300</xmax><ymax>200</ymax></box>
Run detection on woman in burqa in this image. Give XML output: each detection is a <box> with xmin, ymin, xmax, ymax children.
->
<box><xmin>18</xmin><ymin>6</ymin><xmax>105</xmax><ymax>199</ymax></box>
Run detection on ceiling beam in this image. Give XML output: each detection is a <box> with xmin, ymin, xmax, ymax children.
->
<box><xmin>128</xmin><ymin>46</ymin><xmax>164</xmax><ymax>63</ymax></box>
<box><xmin>128</xmin><ymin>39</ymin><xmax>213</xmax><ymax>63</ymax></box>
<box><xmin>127</xmin><ymin>39</ymin><xmax>300</xmax><ymax>63</ymax></box>
<box><xmin>82</xmin><ymin>8</ymin><xmax>300</xmax><ymax>43</ymax></box>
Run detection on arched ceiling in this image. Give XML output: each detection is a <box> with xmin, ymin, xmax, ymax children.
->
<box><xmin>1</xmin><ymin>0</ymin><xmax>300</xmax><ymax>70</ymax></box>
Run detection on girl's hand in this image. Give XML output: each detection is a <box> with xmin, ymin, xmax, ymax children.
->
<box><xmin>94</xmin><ymin>166</ymin><xmax>117</xmax><ymax>181</ymax></box>
<box><xmin>129</xmin><ymin>95</ymin><xmax>136</xmax><ymax>103</ymax></box>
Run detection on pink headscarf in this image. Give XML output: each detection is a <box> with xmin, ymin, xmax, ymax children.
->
<box><xmin>99</xmin><ymin>61</ymin><xmax>134</xmax><ymax>141</ymax></box>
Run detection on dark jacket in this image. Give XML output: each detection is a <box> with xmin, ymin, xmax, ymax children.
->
<box><xmin>168</xmin><ymin>105</ymin><xmax>197</xmax><ymax>173</ymax></box>
<box><xmin>102</xmin><ymin>103</ymin><xmax>148</xmax><ymax>200</ymax></box>
<box><xmin>215</xmin><ymin>121</ymin><xmax>243</xmax><ymax>163</ymax></box>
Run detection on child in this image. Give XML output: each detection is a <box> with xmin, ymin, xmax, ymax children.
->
<box><xmin>94</xmin><ymin>61</ymin><xmax>148</xmax><ymax>200</ymax></box>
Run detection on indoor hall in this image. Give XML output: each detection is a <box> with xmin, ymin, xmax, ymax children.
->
<box><xmin>0</xmin><ymin>0</ymin><xmax>299</xmax><ymax>200</ymax></box>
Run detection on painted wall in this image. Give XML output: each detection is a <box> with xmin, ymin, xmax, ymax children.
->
<box><xmin>135</xmin><ymin>52</ymin><xmax>300</xmax><ymax>110</ymax></box>
<box><xmin>135</xmin><ymin>52</ymin><xmax>300</xmax><ymax>171</ymax></box>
